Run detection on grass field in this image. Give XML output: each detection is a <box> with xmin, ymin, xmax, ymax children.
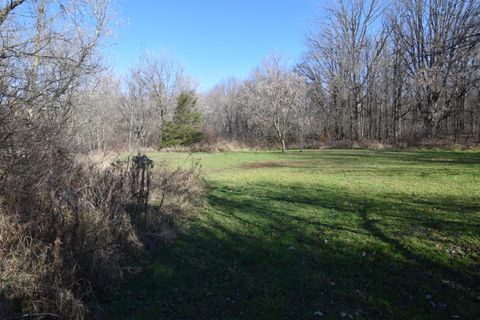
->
<box><xmin>102</xmin><ymin>150</ymin><xmax>480</xmax><ymax>319</ymax></box>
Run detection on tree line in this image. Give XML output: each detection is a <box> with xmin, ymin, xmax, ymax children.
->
<box><xmin>27</xmin><ymin>0</ymin><xmax>478</xmax><ymax>153</ymax></box>
<box><xmin>203</xmin><ymin>0</ymin><xmax>480</xmax><ymax>149</ymax></box>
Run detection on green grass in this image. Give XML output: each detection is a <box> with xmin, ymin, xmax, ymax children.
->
<box><xmin>102</xmin><ymin>149</ymin><xmax>480</xmax><ymax>319</ymax></box>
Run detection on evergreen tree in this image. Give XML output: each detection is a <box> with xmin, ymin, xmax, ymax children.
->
<box><xmin>162</xmin><ymin>91</ymin><xmax>203</xmax><ymax>147</ymax></box>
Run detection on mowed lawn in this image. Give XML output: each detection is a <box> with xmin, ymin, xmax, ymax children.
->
<box><xmin>103</xmin><ymin>150</ymin><xmax>480</xmax><ymax>319</ymax></box>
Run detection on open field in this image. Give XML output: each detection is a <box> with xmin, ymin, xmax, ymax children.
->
<box><xmin>102</xmin><ymin>150</ymin><xmax>480</xmax><ymax>319</ymax></box>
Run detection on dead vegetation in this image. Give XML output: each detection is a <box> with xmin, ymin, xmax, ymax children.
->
<box><xmin>0</xmin><ymin>154</ymin><xmax>202</xmax><ymax>319</ymax></box>
<box><xmin>160</xmin><ymin>140</ymin><xmax>255</xmax><ymax>153</ymax></box>
<box><xmin>159</xmin><ymin>138</ymin><xmax>480</xmax><ymax>153</ymax></box>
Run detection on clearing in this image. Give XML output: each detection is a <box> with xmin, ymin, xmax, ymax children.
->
<box><xmin>102</xmin><ymin>149</ymin><xmax>480</xmax><ymax>319</ymax></box>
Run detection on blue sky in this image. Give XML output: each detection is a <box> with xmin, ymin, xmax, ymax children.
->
<box><xmin>105</xmin><ymin>0</ymin><xmax>320</xmax><ymax>91</ymax></box>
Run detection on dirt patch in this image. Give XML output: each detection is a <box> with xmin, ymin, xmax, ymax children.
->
<box><xmin>239</xmin><ymin>160</ymin><xmax>308</xmax><ymax>169</ymax></box>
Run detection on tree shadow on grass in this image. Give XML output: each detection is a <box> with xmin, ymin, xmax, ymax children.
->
<box><xmin>329</xmin><ymin>150</ymin><xmax>480</xmax><ymax>165</ymax></box>
<box><xmin>236</xmin><ymin>150</ymin><xmax>480</xmax><ymax>179</ymax></box>
<box><xmin>279</xmin><ymin>150</ymin><xmax>480</xmax><ymax>169</ymax></box>
<box><xmin>103</xmin><ymin>181</ymin><xmax>480</xmax><ymax>320</ymax></box>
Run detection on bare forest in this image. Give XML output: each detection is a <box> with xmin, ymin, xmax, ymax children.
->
<box><xmin>75</xmin><ymin>0</ymin><xmax>480</xmax><ymax>152</ymax></box>
<box><xmin>4</xmin><ymin>0</ymin><xmax>473</xmax><ymax>155</ymax></box>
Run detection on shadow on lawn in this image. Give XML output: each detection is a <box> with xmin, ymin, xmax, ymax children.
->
<box><xmin>331</xmin><ymin>150</ymin><xmax>480</xmax><ymax>165</ymax></box>
<box><xmin>103</xmin><ymin>178</ymin><xmax>480</xmax><ymax>320</ymax></box>
<box><xmin>235</xmin><ymin>151</ymin><xmax>480</xmax><ymax>178</ymax></box>
<box><xmin>278</xmin><ymin>150</ymin><xmax>480</xmax><ymax>167</ymax></box>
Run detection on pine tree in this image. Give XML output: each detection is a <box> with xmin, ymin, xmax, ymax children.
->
<box><xmin>162</xmin><ymin>91</ymin><xmax>203</xmax><ymax>147</ymax></box>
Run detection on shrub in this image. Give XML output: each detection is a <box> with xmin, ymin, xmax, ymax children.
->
<box><xmin>0</xmin><ymin>155</ymin><xmax>203</xmax><ymax>319</ymax></box>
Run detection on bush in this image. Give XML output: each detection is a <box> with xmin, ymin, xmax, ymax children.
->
<box><xmin>0</xmin><ymin>155</ymin><xmax>203</xmax><ymax>319</ymax></box>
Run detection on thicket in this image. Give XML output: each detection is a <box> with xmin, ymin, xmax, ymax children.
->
<box><xmin>0</xmin><ymin>153</ymin><xmax>202</xmax><ymax>319</ymax></box>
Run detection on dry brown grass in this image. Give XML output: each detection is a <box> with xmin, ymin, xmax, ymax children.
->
<box><xmin>160</xmin><ymin>140</ymin><xmax>255</xmax><ymax>153</ymax></box>
<box><xmin>0</xmin><ymin>156</ymin><xmax>202</xmax><ymax>319</ymax></box>
<box><xmin>131</xmin><ymin>160</ymin><xmax>204</xmax><ymax>245</ymax></box>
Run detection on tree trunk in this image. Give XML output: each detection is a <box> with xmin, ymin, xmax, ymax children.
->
<box><xmin>423</xmin><ymin>114</ymin><xmax>434</xmax><ymax>138</ymax></box>
<box><xmin>281</xmin><ymin>139</ymin><xmax>286</xmax><ymax>153</ymax></box>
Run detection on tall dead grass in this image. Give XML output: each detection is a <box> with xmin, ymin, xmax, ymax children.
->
<box><xmin>0</xmin><ymin>156</ymin><xmax>202</xmax><ymax>319</ymax></box>
<box><xmin>160</xmin><ymin>140</ymin><xmax>254</xmax><ymax>153</ymax></box>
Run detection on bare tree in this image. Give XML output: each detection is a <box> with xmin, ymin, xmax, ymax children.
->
<box><xmin>301</xmin><ymin>0</ymin><xmax>386</xmax><ymax>143</ymax></box>
<box><xmin>202</xmin><ymin>55</ymin><xmax>309</xmax><ymax>152</ymax></box>
<box><xmin>250</xmin><ymin>55</ymin><xmax>307</xmax><ymax>152</ymax></box>
<box><xmin>120</xmin><ymin>53</ymin><xmax>187</xmax><ymax>150</ymax></box>
<box><xmin>76</xmin><ymin>73</ymin><xmax>123</xmax><ymax>151</ymax></box>
<box><xmin>0</xmin><ymin>0</ymin><xmax>112</xmax><ymax>183</ymax></box>
<box><xmin>392</xmin><ymin>0</ymin><xmax>480</xmax><ymax>137</ymax></box>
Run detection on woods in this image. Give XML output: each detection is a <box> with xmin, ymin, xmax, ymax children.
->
<box><xmin>45</xmin><ymin>0</ymin><xmax>479</xmax><ymax>152</ymax></box>
<box><xmin>204</xmin><ymin>0</ymin><xmax>480</xmax><ymax>148</ymax></box>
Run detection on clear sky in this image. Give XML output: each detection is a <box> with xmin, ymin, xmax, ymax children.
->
<box><xmin>105</xmin><ymin>0</ymin><xmax>320</xmax><ymax>91</ymax></box>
